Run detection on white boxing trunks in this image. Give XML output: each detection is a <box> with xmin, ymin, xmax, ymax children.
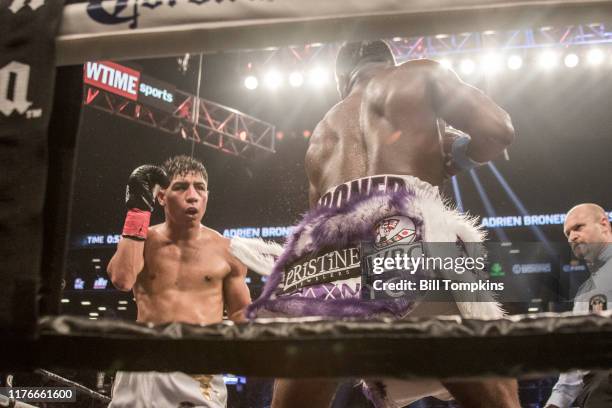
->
<box><xmin>109</xmin><ymin>371</ymin><xmax>227</xmax><ymax>408</ymax></box>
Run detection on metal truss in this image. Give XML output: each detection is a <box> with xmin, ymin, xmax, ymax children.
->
<box><xmin>389</xmin><ymin>23</ymin><xmax>612</xmax><ymax>61</ymax></box>
<box><xmin>83</xmin><ymin>86</ymin><xmax>275</xmax><ymax>157</ymax></box>
<box><xmin>242</xmin><ymin>22</ymin><xmax>612</xmax><ymax>66</ymax></box>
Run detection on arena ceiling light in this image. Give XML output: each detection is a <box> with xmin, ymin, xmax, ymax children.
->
<box><xmin>244</xmin><ymin>75</ymin><xmax>258</xmax><ymax>90</ymax></box>
<box><xmin>459</xmin><ymin>58</ymin><xmax>475</xmax><ymax>75</ymax></box>
<box><xmin>438</xmin><ymin>58</ymin><xmax>453</xmax><ymax>70</ymax></box>
<box><xmin>264</xmin><ymin>70</ymin><xmax>283</xmax><ymax>90</ymax></box>
<box><xmin>507</xmin><ymin>55</ymin><xmax>523</xmax><ymax>70</ymax></box>
<box><xmin>586</xmin><ymin>48</ymin><xmax>605</xmax><ymax>65</ymax></box>
<box><xmin>564</xmin><ymin>53</ymin><xmax>579</xmax><ymax>68</ymax></box>
<box><xmin>537</xmin><ymin>50</ymin><xmax>559</xmax><ymax>70</ymax></box>
<box><xmin>80</xmin><ymin>301</ymin><xmax>91</xmax><ymax>306</ymax></box>
<box><xmin>289</xmin><ymin>71</ymin><xmax>304</xmax><ymax>87</ymax></box>
<box><xmin>308</xmin><ymin>67</ymin><xmax>329</xmax><ymax>87</ymax></box>
<box><xmin>480</xmin><ymin>53</ymin><xmax>502</xmax><ymax>74</ymax></box>
<box><xmin>61</xmin><ymin>298</ymin><xmax>70</xmax><ymax>303</ymax></box>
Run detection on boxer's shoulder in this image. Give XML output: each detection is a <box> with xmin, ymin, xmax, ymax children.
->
<box><xmin>143</xmin><ymin>224</ymin><xmax>166</xmax><ymax>246</ymax></box>
<box><xmin>324</xmin><ymin>93</ymin><xmax>362</xmax><ymax>126</ymax></box>
<box><xmin>198</xmin><ymin>226</ymin><xmax>230</xmax><ymax>249</ymax></box>
<box><xmin>371</xmin><ymin>58</ymin><xmax>441</xmax><ymax>90</ymax></box>
<box><xmin>365</xmin><ymin>61</ymin><xmax>440</xmax><ymax>111</ymax></box>
<box><xmin>395</xmin><ymin>58</ymin><xmax>441</xmax><ymax>73</ymax></box>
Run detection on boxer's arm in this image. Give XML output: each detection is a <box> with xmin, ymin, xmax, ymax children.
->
<box><xmin>224</xmin><ymin>254</ymin><xmax>251</xmax><ymax>323</ymax></box>
<box><xmin>308</xmin><ymin>182</ymin><xmax>321</xmax><ymax>209</ymax></box>
<box><xmin>107</xmin><ymin>165</ymin><xmax>169</xmax><ymax>291</ymax></box>
<box><xmin>107</xmin><ymin>237</ymin><xmax>145</xmax><ymax>291</ymax></box>
<box><xmin>429</xmin><ymin>62</ymin><xmax>515</xmax><ymax>163</ymax></box>
<box><xmin>442</xmin><ymin>126</ymin><xmax>471</xmax><ymax>177</ymax></box>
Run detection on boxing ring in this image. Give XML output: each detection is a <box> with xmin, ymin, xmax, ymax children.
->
<box><xmin>4</xmin><ymin>313</ymin><xmax>612</xmax><ymax>378</ymax></box>
<box><xmin>1</xmin><ymin>0</ymin><xmax>612</xmax><ymax>404</ymax></box>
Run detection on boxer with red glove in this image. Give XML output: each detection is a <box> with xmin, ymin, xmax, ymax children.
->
<box><xmin>122</xmin><ymin>165</ymin><xmax>169</xmax><ymax>241</ymax></box>
<box><xmin>106</xmin><ymin>155</ymin><xmax>249</xmax><ymax>407</ymax></box>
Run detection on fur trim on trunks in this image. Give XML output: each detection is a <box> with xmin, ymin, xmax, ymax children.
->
<box><xmin>247</xmin><ymin>181</ymin><xmax>504</xmax><ymax>320</ymax></box>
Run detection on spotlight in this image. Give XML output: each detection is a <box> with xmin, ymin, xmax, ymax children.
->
<box><xmin>538</xmin><ymin>51</ymin><xmax>559</xmax><ymax>69</ymax></box>
<box><xmin>98</xmin><ymin>306</ymin><xmax>106</xmax><ymax>311</ymax></box>
<box><xmin>480</xmin><ymin>54</ymin><xmax>502</xmax><ymax>74</ymax></box>
<box><xmin>61</xmin><ymin>298</ymin><xmax>70</xmax><ymax>304</ymax></box>
<box><xmin>118</xmin><ymin>300</ymin><xmax>128</xmax><ymax>305</ymax></box>
<box><xmin>459</xmin><ymin>59</ymin><xmax>475</xmax><ymax>75</ymax></box>
<box><xmin>275</xmin><ymin>131</ymin><xmax>284</xmax><ymax>141</ymax></box>
<box><xmin>289</xmin><ymin>72</ymin><xmax>304</xmax><ymax>87</ymax></box>
<box><xmin>507</xmin><ymin>55</ymin><xmax>523</xmax><ymax>70</ymax></box>
<box><xmin>439</xmin><ymin>59</ymin><xmax>453</xmax><ymax>70</ymax></box>
<box><xmin>564</xmin><ymin>53</ymin><xmax>579</xmax><ymax>68</ymax></box>
<box><xmin>81</xmin><ymin>301</ymin><xmax>91</xmax><ymax>306</ymax></box>
<box><xmin>239</xmin><ymin>130</ymin><xmax>247</xmax><ymax>141</ymax></box>
<box><xmin>89</xmin><ymin>312</ymin><xmax>99</xmax><ymax>317</ymax></box>
<box><xmin>587</xmin><ymin>49</ymin><xmax>605</xmax><ymax>65</ymax></box>
<box><xmin>308</xmin><ymin>67</ymin><xmax>328</xmax><ymax>87</ymax></box>
<box><xmin>264</xmin><ymin>70</ymin><xmax>283</xmax><ymax>90</ymax></box>
<box><xmin>117</xmin><ymin>306</ymin><xmax>127</xmax><ymax>311</ymax></box>
<box><xmin>244</xmin><ymin>75</ymin><xmax>258</xmax><ymax>90</ymax></box>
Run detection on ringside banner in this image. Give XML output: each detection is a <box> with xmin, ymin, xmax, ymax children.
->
<box><xmin>138</xmin><ymin>74</ymin><xmax>176</xmax><ymax>113</ymax></box>
<box><xmin>83</xmin><ymin>61</ymin><xmax>177</xmax><ymax>112</ymax></box>
<box><xmin>1</xmin><ymin>0</ymin><xmax>66</xmax><ymax>336</ymax></box>
<box><xmin>56</xmin><ymin>1</ymin><xmax>612</xmax><ymax>65</ymax></box>
<box><xmin>83</xmin><ymin>60</ymin><xmax>140</xmax><ymax>101</ymax></box>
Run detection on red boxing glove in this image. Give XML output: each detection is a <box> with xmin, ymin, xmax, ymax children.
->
<box><xmin>122</xmin><ymin>209</ymin><xmax>151</xmax><ymax>241</ymax></box>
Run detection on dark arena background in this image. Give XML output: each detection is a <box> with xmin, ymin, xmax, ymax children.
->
<box><xmin>4</xmin><ymin>3</ymin><xmax>611</xmax><ymax>406</ymax></box>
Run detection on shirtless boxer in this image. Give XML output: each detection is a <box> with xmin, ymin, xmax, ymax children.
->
<box><xmin>248</xmin><ymin>41</ymin><xmax>519</xmax><ymax>407</ymax></box>
<box><xmin>107</xmin><ymin>155</ymin><xmax>250</xmax><ymax>408</ymax></box>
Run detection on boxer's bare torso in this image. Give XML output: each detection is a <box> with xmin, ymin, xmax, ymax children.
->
<box><xmin>108</xmin><ymin>170</ymin><xmax>250</xmax><ymax>325</ymax></box>
<box><xmin>134</xmin><ymin>225</ymin><xmax>239</xmax><ymax>325</ymax></box>
<box><xmin>306</xmin><ymin>59</ymin><xmax>513</xmax><ymax>207</ymax></box>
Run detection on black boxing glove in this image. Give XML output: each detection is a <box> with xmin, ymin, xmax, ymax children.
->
<box><xmin>122</xmin><ymin>165</ymin><xmax>169</xmax><ymax>240</ymax></box>
<box><xmin>125</xmin><ymin>165</ymin><xmax>169</xmax><ymax>211</ymax></box>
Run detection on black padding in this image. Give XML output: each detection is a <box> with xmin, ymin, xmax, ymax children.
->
<box><xmin>0</xmin><ymin>1</ymin><xmax>66</xmax><ymax>337</ymax></box>
<box><xmin>3</xmin><ymin>313</ymin><xmax>611</xmax><ymax>378</ymax></box>
<box><xmin>40</xmin><ymin>65</ymin><xmax>83</xmax><ymax>316</ymax></box>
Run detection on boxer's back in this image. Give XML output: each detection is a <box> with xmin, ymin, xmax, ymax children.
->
<box><xmin>306</xmin><ymin>60</ymin><xmax>446</xmax><ymax>206</ymax></box>
<box><xmin>305</xmin><ymin>93</ymin><xmax>367</xmax><ymax>206</ymax></box>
